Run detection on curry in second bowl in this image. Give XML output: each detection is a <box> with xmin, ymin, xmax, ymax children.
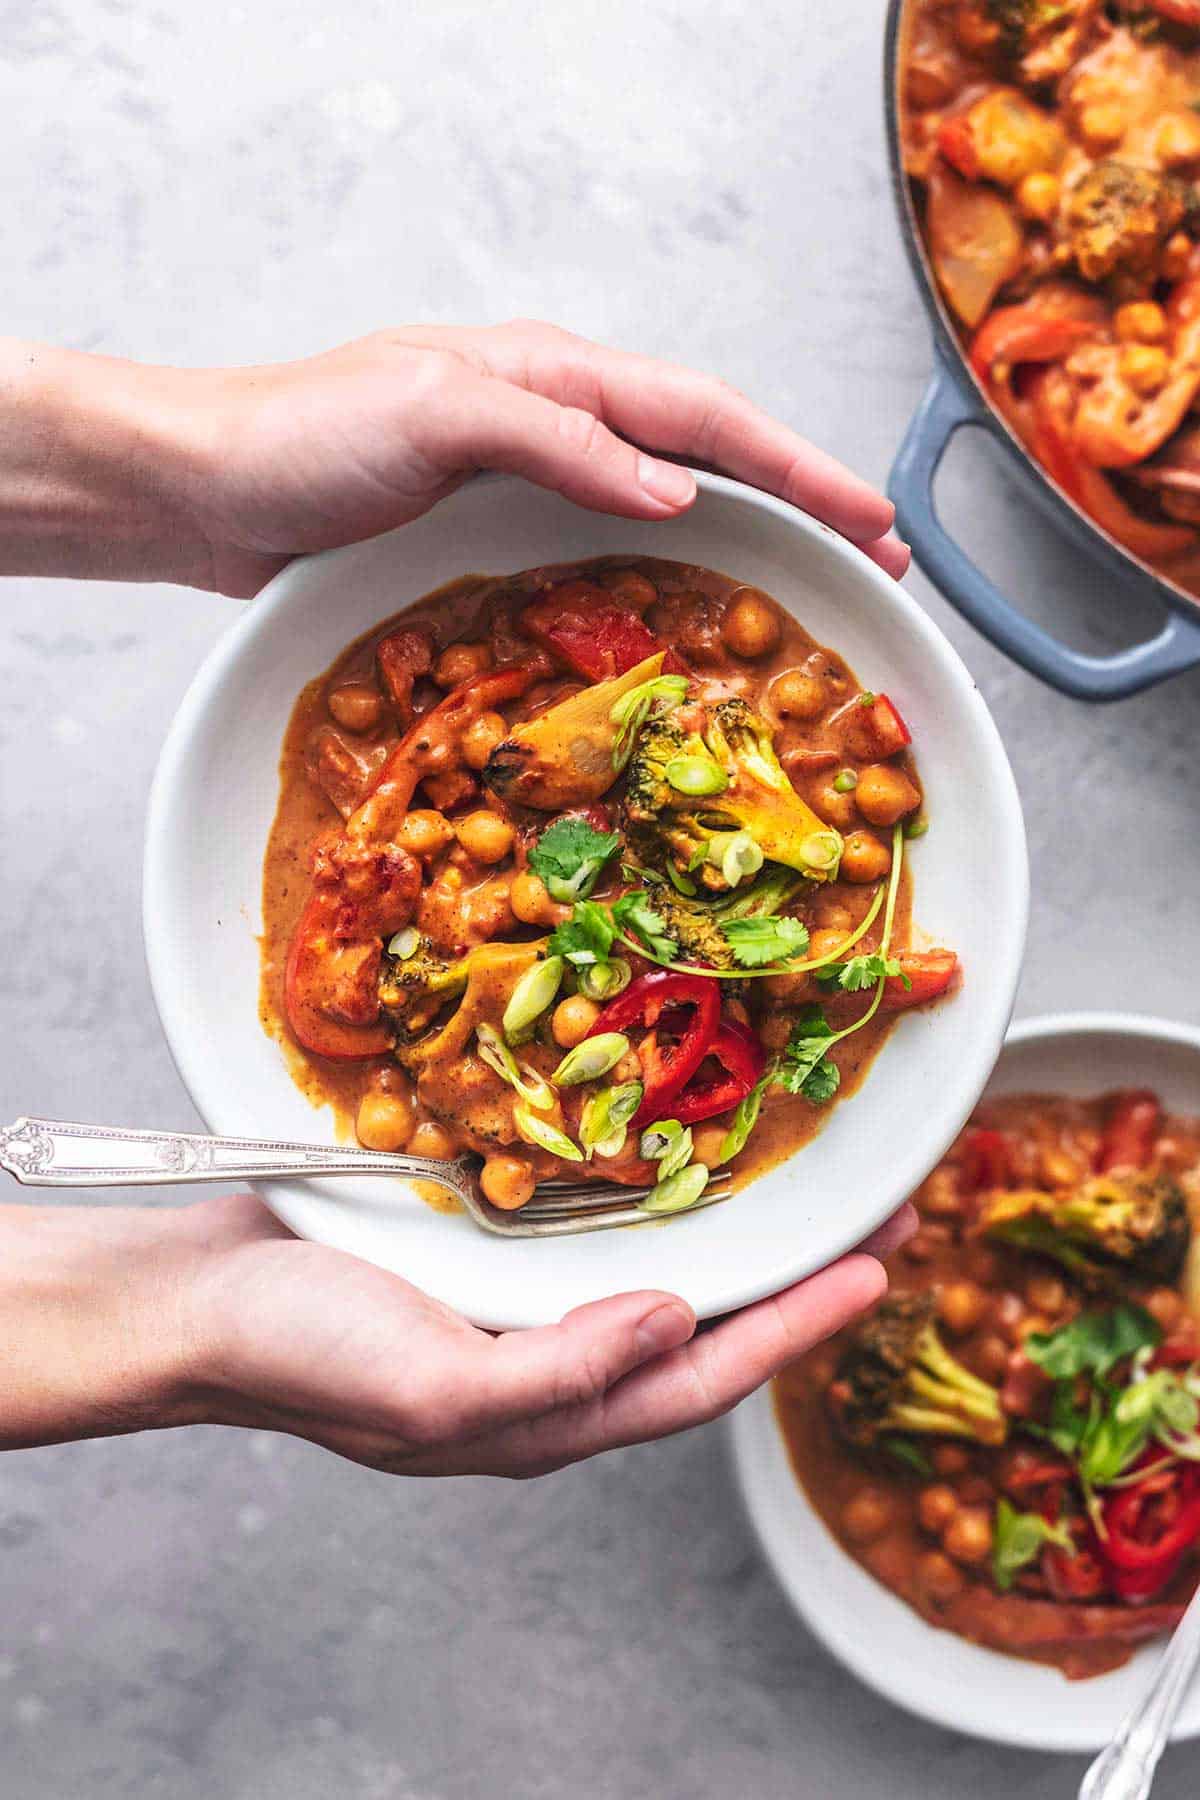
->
<box><xmin>901</xmin><ymin>0</ymin><xmax>1200</xmax><ymax>591</ymax></box>
<box><xmin>260</xmin><ymin>558</ymin><xmax>958</xmax><ymax>1217</ymax></box>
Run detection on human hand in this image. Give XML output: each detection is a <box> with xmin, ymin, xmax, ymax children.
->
<box><xmin>0</xmin><ymin>1194</ymin><xmax>914</xmax><ymax>1476</ymax></box>
<box><xmin>187</xmin><ymin>320</ymin><xmax>908</xmax><ymax>596</ymax></box>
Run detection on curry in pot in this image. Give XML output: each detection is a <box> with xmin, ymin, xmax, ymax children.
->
<box><xmin>260</xmin><ymin>558</ymin><xmax>957</xmax><ymax>1216</ymax></box>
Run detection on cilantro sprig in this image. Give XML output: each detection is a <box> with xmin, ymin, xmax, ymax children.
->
<box><xmin>721</xmin><ymin>914</ymin><xmax>811</xmax><ymax>968</ymax></box>
<box><xmin>528</xmin><ymin>817</ymin><xmax>621</xmax><ymax>905</ymax></box>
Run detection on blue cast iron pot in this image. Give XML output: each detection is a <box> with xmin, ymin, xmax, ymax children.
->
<box><xmin>884</xmin><ymin>0</ymin><xmax>1200</xmax><ymax>700</ymax></box>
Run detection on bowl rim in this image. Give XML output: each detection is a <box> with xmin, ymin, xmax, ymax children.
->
<box><xmin>142</xmin><ymin>468</ymin><xmax>1028</xmax><ymax>1328</ymax></box>
<box><xmin>728</xmin><ymin>1008</ymin><xmax>1200</xmax><ymax>1751</ymax></box>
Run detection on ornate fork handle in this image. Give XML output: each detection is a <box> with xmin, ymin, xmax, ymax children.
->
<box><xmin>0</xmin><ymin>1116</ymin><xmax>461</xmax><ymax>1188</ymax></box>
<box><xmin>1078</xmin><ymin>1581</ymin><xmax>1200</xmax><ymax>1800</ymax></box>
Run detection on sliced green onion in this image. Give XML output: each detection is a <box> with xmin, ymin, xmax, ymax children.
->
<box><xmin>711</xmin><ymin>831</ymin><xmax>763</xmax><ymax>888</ymax></box>
<box><xmin>610</xmin><ymin>674</ymin><xmax>689</xmax><ymax>770</ymax></box>
<box><xmin>475</xmin><ymin>1023</ymin><xmax>555</xmax><ymax>1109</ymax></box>
<box><xmin>580</xmin><ymin>1080</ymin><xmax>643</xmax><ymax>1159</ymax></box>
<box><xmin>639</xmin><ymin>1163</ymin><xmax>710</xmax><ymax>1215</ymax></box>
<box><xmin>578</xmin><ymin>958</ymin><xmax>631</xmax><ymax>1002</ymax></box>
<box><xmin>718</xmin><ymin>1065</ymin><xmax>775</xmax><ymax>1165</ymax></box>
<box><xmin>640</xmin><ymin>1119</ymin><xmax>693</xmax><ymax>1181</ymax></box>
<box><xmin>387</xmin><ymin>926</ymin><xmax>420</xmax><ymax>959</ymax></box>
<box><xmin>665</xmin><ymin>754</ymin><xmax>729</xmax><ymax>797</ymax></box>
<box><xmin>799</xmin><ymin>831</ymin><xmax>843</xmax><ymax>877</ymax></box>
<box><xmin>552</xmin><ymin>1032</ymin><xmax>630</xmax><ymax>1087</ymax></box>
<box><xmin>502</xmin><ymin>955</ymin><xmax>564</xmax><ymax>1044</ymax></box>
<box><xmin>513</xmin><ymin>1105</ymin><xmax>584</xmax><ymax>1162</ymax></box>
<box><xmin>665</xmin><ymin>860</ymin><xmax>698</xmax><ymax>897</ymax></box>
<box><xmin>832</xmin><ymin>769</ymin><xmax>858</xmax><ymax>795</ymax></box>
<box><xmin>904</xmin><ymin>816</ymin><xmax>929</xmax><ymax>840</ymax></box>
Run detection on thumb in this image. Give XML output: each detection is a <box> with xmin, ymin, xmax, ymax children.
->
<box><xmin>422</xmin><ymin>367</ymin><xmax>699</xmax><ymax>518</ymax></box>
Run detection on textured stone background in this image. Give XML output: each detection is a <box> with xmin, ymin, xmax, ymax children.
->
<box><xmin>2</xmin><ymin>2</ymin><xmax>1199</xmax><ymax>1795</ymax></box>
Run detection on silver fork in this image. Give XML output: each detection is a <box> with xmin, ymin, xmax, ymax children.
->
<box><xmin>0</xmin><ymin>1116</ymin><xmax>733</xmax><ymax>1238</ymax></box>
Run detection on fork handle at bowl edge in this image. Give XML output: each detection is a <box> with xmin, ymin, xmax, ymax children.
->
<box><xmin>1078</xmin><ymin>1582</ymin><xmax>1200</xmax><ymax>1800</ymax></box>
<box><xmin>0</xmin><ymin>1116</ymin><xmax>459</xmax><ymax>1190</ymax></box>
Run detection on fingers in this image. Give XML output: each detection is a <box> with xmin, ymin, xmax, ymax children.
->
<box><xmin>395</xmin><ymin>1251</ymin><xmax>887</xmax><ymax>1478</ymax></box>
<box><xmin>860</xmin><ymin>531</ymin><xmax>912</xmax><ymax>582</ymax></box>
<box><xmin>445</xmin><ymin>1288</ymin><xmax>697</xmax><ymax>1439</ymax></box>
<box><xmin>419</xmin><ymin>365</ymin><xmax>698</xmax><ymax>520</ymax></box>
<box><xmin>856</xmin><ymin>1200</ymin><xmax>919</xmax><ymax>1263</ymax></box>
<box><xmin>470</xmin><ymin>322</ymin><xmax>895</xmax><ymax>547</ymax></box>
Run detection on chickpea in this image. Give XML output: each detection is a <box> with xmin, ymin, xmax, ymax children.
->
<box><xmin>1015</xmin><ymin>171</ymin><xmax>1059</xmax><ymax>223</ymax></box>
<box><xmin>1145</xmin><ymin>1286</ymin><xmax>1185</xmax><ymax>1333</ymax></box>
<box><xmin>722</xmin><ymin>587</ymin><xmax>782</xmax><ymax>659</ymax></box>
<box><xmin>434</xmin><ymin>640</ymin><xmax>493</xmax><ymax>689</ymax></box>
<box><xmin>355</xmin><ymin>1088</ymin><xmax>416</xmax><ymax>1153</ymax></box>
<box><xmin>931</xmin><ymin>1442</ymin><xmax>970</xmax><ymax>1478</ymax></box>
<box><xmin>408</xmin><ymin>1120</ymin><xmax>456</xmax><ymax>1160</ymax></box>
<box><xmin>920</xmin><ymin>1168</ymin><xmax>963</xmax><ymax>1220</ymax></box>
<box><xmin>1120</xmin><ymin>344</ymin><xmax>1169</xmax><ymax>397</ymax></box>
<box><xmin>454</xmin><ymin>810</ymin><xmax>515</xmax><ymax>865</ymax></box>
<box><xmin>1024</xmin><ymin>1271</ymin><xmax>1067</xmax><ymax>1317</ymax></box>
<box><xmin>1156</xmin><ymin>110</ymin><xmax>1200</xmax><ymax>169</ymax></box>
<box><xmin>510</xmin><ymin>869</ymin><xmax>565</xmax><ymax>926</ymax></box>
<box><xmin>938</xmin><ymin>1280</ymin><xmax>987</xmax><ymax>1336</ymax></box>
<box><xmin>1163</xmin><ymin>232</ymin><xmax>1195</xmax><ymax>282</ymax></box>
<box><xmin>771</xmin><ymin>668</ymin><xmax>826</xmax><ymax>721</ymax></box>
<box><xmin>975</xmin><ymin>1333</ymin><xmax>1011</xmax><ymax>1384</ymax></box>
<box><xmin>916</xmin><ymin>1484</ymin><xmax>959</xmax><ymax>1537</ymax></box>
<box><xmin>855</xmin><ymin>764</ymin><xmax>921</xmax><ymax>828</ymax></box>
<box><xmin>915</xmin><ymin>1549</ymin><xmax>965</xmax><ymax>1607</ymax></box>
<box><xmin>1078</xmin><ymin>102</ymin><xmax>1127</xmax><ymax>153</ymax></box>
<box><xmin>396</xmin><ymin>809</ymin><xmax>455</xmax><ymax>860</ymax></box>
<box><xmin>813</xmin><ymin>781</ymin><xmax>859</xmax><ymax>831</ymax></box>
<box><xmin>461</xmin><ymin>710</ymin><xmax>509</xmax><ymax>771</ymax></box>
<box><xmin>480</xmin><ymin>1154</ymin><xmax>536</xmax><ymax>1211</ymax></box>
<box><xmin>692</xmin><ymin>1124</ymin><xmax>729</xmax><ymax>1167</ymax></box>
<box><xmin>943</xmin><ymin>1506</ymin><xmax>993</xmax><ymax>1568</ymax></box>
<box><xmin>606</xmin><ymin>569</ymin><xmax>658</xmax><ymax>611</ymax></box>
<box><xmin>992</xmin><ymin>1291</ymin><xmax>1027</xmax><ymax>1341</ymax></box>
<box><xmin>842</xmin><ymin>1487</ymin><xmax>894</xmax><ymax>1545</ymax></box>
<box><xmin>1115</xmin><ymin>301</ymin><xmax>1167</xmax><ymax>345</ymax></box>
<box><xmin>552</xmin><ymin>994</ymin><xmax>601</xmax><ymax>1049</ymax></box>
<box><xmin>839</xmin><ymin>830</ymin><xmax>893</xmax><ymax>884</ymax></box>
<box><xmin>328</xmin><ymin>680</ymin><xmax>384</xmax><ymax>734</ymax></box>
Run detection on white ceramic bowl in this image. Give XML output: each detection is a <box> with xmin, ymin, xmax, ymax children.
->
<box><xmin>143</xmin><ymin>471</ymin><xmax>1026</xmax><ymax>1330</ymax></box>
<box><xmin>730</xmin><ymin>1011</ymin><xmax>1200</xmax><ymax>1752</ymax></box>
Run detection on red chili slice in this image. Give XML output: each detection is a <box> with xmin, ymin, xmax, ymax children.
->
<box><xmin>588</xmin><ymin>970</ymin><xmax>720</xmax><ymax>1129</ymax></box>
<box><xmin>859</xmin><ymin>693</ymin><xmax>911</xmax><ymax>758</ymax></box>
<box><xmin>671</xmin><ymin>1019</ymin><xmax>767</xmax><ymax>1127</ymax></box>
<box><xmin>1102</xmin><ymin>1463</ymin><xmax>1200</xmax><ymax>1602</ymax></box>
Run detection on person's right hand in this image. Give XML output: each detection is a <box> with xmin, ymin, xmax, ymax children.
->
<box><xmin>0</xmin><ymin>1194</ymin><xmax>914</xmax><ymax>1476</ymax></box>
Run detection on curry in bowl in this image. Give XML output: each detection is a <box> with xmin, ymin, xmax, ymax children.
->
<box><xmin>259</xmin><ymin>558</ymin><xmax>958</xmax><ymax>1216</ymax></box>
<box><xmin>776</xmin><ymin>1086</ymin><xmax>1200</xmax><ymax>1679</ymax></box>
<box><xmin>901</xmin><ymin>0</ymin><xmax>1200</xmax><ymax>591</ymax></box>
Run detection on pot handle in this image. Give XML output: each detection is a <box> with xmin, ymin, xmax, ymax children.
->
<box><xmin>889</xmin><ymin>358</ymin><xmax>1200</xmax><ymax>701</ymax></box>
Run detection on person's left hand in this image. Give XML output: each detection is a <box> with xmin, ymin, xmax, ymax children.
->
<box><xmin>178</xmin><ymin>320</ymin><xmax>909</xmax><ymax>596</ymax></box>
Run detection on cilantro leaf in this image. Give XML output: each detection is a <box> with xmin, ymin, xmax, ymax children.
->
<box><xmin>775</xmin><ymin>1007</ymin><xmax>839</xmax><ymax>1104</ymax></box>
<box><xmin>548</xmin><ymin>900</ymin><xmax>616</xmax><ymax>969</ymax></box>
<box><xmin>882</xmin><ymin>1437</ymin><xmax>933</xmax><ymax>1479</ymax></box>
<box><xmin>721</xmin><ymin>914</ymin><xmax>811</xmax><ymax>969</ymax></box>
<box><xmin>611</xmin><ymin>891</ymin><xmax>678</xmax><ymax>963</ymax></box>
<box><xmin>1026</xmin><ymin>1306</ymin><xmax>1160</xmax><ymax>1383</ymax></box>
<box><xmin>528</xmin><ymin>817</ymin><xmax>620</xmax><ymax>905</ymax></box>
<box><xmin>992</xmin><ymin>1499</ymin><xmax>1075</xmax><ymax>1592</ymax></box>
<box><xmin>817</xmin><ymin>953</ymin><xmax>906</xmax><ymax>993</ymax></box>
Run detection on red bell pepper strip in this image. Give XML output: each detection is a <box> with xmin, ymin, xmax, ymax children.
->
<box><xmin>859</xmin><ymin>693</ymin><xmax>911</xmax><ymax>758</ymax></box>
<box><xmin>879</xmin><ymin>950</ymin><xmax>959</xmax><ymax>1011</ymax></box>
<box><xmin>521</xmin><ymin>580</ymin><xmax>687</xmax><ymax>680</ymax></box>
<box><xmin>1101</xmin><ymin>1464</ymin><xmax>1200</xmax><ymax>1602</ymax></box>
<box><xmin>1096</xmin><ymin>1090</ymin><xmax>1162</xmax><ymax>1174</ymax></box>
<box><xmin>959</xmin><ymin>1126</ymin><xmax>1011</xmax><ymax>1193</ymax></box>
<box><xmin>588</xmin><ymin>970</ymin><xmax>719</xmax><ymax>1129</ymax></box>
<box><xmin>671</xmin><ymin>1019</ymin><xmax>767</xmax><ymax>1127</ymax></box>
<box><xmin>970</xmin><ymin>304</ymin><xmax>1100</xmax><ymax>384</ymax></box>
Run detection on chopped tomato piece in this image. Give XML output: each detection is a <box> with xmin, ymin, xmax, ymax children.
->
<box><xmin>1096</xmin><ymin>1089</ymin><xmax>1162</xmax><ymax>1173</ymax></box>
<box><xmin>960</xmin><ymin>1126</ymin><xmax>1011</xmax><ymax>1193</ymax></box>
<box><xmin>859</xmin><ymin>693</ymin><xmax>911</xmax><ymax>758</ymax></box>
<box><xmin>521</xmin><ymin>580</ymin><xmax>686</xmax><ymax>681</ymax></box>
<box><xmin>880</xmin><ymin>950</ymin><xmax>959</xmax><ymax>1011</ymax></box>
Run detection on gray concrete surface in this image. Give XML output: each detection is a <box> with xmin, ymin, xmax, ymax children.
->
<box><xmin>2</xmin><ymin>2</ymin><xmax>1199</xmax><ymax>1796</ymax></box>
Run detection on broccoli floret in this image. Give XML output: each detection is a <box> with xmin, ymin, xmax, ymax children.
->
<box><xmin>980</xmin><ymin>1172</ymin><xmax>1190</xmax><ymax>1289</ymax></box>
<box><xmin>829</xmin><ymin>1293</ymin><xmax>1008</xmax><ymax>1449</ymax></box>
<box><xmin>623</xmin><ymin>697</ymin><xmax>843</xmax><ymax>892</ymax></box>
<box><xmin>643</xmin><ymin>864</ymin><xmax>807</xmax><ymax>969</ymax></box>
<box><xmin>980</xmin><ymin>0</ymin><xmax>1099</xmax><ymax>84</ymax></box>
<box><xmin>377</xmin><ymin>938</ymin><xmax>474</xmax><ymax>1033</ymax></box>
<box><xmin>1065</xmin><ymin>161</ymin><xmax>1185</xmax><ymax>286</ymax></box>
